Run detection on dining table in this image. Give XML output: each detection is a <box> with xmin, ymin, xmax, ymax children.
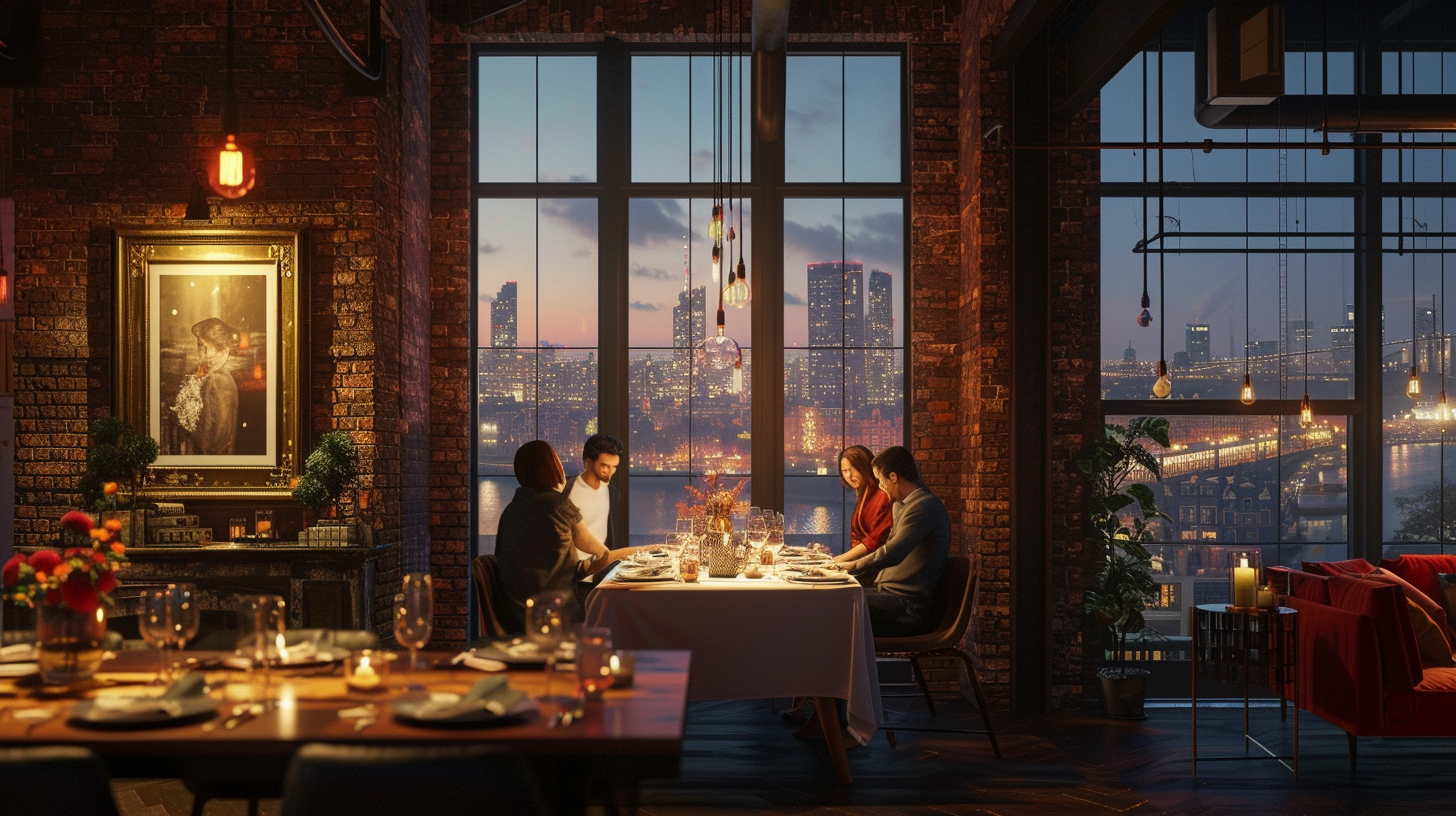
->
<box><xmin>0</xmin><ymin>647</ymin><xmax>691</xmax><ymax>814</ymax></box>
<box><xmin>583</xmin><ymin>556</ymin><xmax>883</xmax><ymax>784</ymax></box>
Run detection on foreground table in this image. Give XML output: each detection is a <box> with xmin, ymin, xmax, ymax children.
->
<box><xmin>0</xmin><ymin>649</ymin><xmax>690</xmax><ymax>811</ymax></box>
<box><xmin>585</xmin><ymin>570</ymin><xmax>883</xmax><ymax>783</ymax></box>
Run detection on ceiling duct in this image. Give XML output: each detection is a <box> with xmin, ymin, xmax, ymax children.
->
<box><xmin>752</xmin><ymin>0</ymin><xmax>790</xmax><ymax>143</ymax></box>
<box><xmin>1195</xmin><ymin>0</ymin><xmax>1456</xmax><ymax>131</ymax></box>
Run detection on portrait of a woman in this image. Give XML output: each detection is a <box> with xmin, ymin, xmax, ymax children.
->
<box><xmin>169</xmin><ymin>316</ymin><xmax>240</xmax><ymax>456</ymax></box>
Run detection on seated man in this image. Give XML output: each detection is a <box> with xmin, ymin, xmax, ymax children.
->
<box><xmin>564</xmin><ymin>433</ymin><xmax>639</xmax><ymax>564</ymax></box>
<box><xmin>845</xmin><ymin>446</ymin><xmax>950</xmax><ymax>637</ymax></box>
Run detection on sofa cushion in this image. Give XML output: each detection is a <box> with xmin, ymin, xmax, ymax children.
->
<box><xmin>1303</xmin><ymin>558</ymin><xmax>1376</xmax><ymax>577</ymax></box>
<box><xmin>1359</xmin><ymin>568</ymin><xmax>1454</xmax><ymax>640</ymax></box>
<box><xmin>1405</xmin><ymin>598</ymin><xmax>1456</xmax><ymax>668</ymax></box>
<box><xmin>1439</xmin><ymin>574</ymin><xmax>1456</xmax><ymax>625</ymax></box>
<box><xmin>1327</xmin><ymin>575</ymin><xmax>1422</xmax><ymax>694</ymax></box>
<box><xmin>1385</xmin><ymin>669</ymin><xmax>1456</xmax><ymax>734</ymax></box>
<box><xmin>1380</xmin><ymin>554</ymin><xmax>1456</xmax><ymax>617</ymax></box>
<box><xmin>1286</xmin><ymin>570</ymin><xmax>1331</xmax><ymax>605</ymax></box>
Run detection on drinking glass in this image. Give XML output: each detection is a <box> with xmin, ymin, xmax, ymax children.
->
<box><xmin>139</xmin><ymin>587</ymin><xmax>176</xmax><ymax>685</ymax></box>
<box><xmin>768</xmin><ymin>512</ymin><xmax>785</xmax><ymax>548</ymax></box>
<box><xmin>237</xmin><ymin>594</ymin><xmax>286</xmax><ymax>704</ymax></box>
<box><xmin>576</xmin><ymin>627</ymin><xmax>614</xmax><ymax>702</ymax></box>
<box><xmin>526</xmin><ymin>591</ymin><xmax>570</xmax><ymax>703</ymax></box>
<box><xmin>167</xmin><ymin>583</ymin><xmax>200</xmax><ymax>674</ymax></box>
<box><xmin>393</xmin><ymin>573</ymin><xmax>434</xmax><ymax>677</ymax></box>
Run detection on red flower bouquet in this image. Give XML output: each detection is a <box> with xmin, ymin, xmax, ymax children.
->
<box><xmin>3</xmin><ymin>510</ymin><xmax>129</xmax><ymax>614</ymax></box>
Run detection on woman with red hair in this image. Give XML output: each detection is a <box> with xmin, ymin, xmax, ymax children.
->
<box><xmin>495</xmin><ymin>440</ymin><xmax>612</xmax><ymax>630</ymax></box>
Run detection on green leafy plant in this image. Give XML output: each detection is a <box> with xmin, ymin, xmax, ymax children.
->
<box><xmin>292</xmin><ymin>432</ymin><xmax>359</xmax><ymax>517</ymax></box>
<box><xmin>1076</xmin><ymin>416</ymin><xmax>1170</xmax><ymax>677</ymax></box>
<box><xmin>77</xmin><ymin>417</ymin><xmax>159</xmax><ymax>512</ymax></box>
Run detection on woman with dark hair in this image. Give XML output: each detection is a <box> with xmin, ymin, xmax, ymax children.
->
<box><xmin>833</xmin><ymin>445</ymin><xmax>894</xmax><ymax>564</ymax></box>
<box><xmin>170</xmin><ymin>316</ymin><xmax>239</xmax><ymax>455</ymax></box>
<box><xmin>494</xmin><ymin>440</ymin><xmax>613</xmax><ymax>631</ymax></box>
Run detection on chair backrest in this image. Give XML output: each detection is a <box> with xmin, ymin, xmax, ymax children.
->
<box><xmin>918</xmin><ymin>555</ymin><xmax>977</xmax><ymax>650</ymax></box>
<box><xmin>0</xmin><ymin>746</ymin><xmax>121</xmax><ymax>816</ymax></box>
<box><xmin>279</xmin><ymin>743</ymin><xmax>547</xmax><ymax>816</ymax></box>
<box><xmin>472</xmin><ymin>554</ymin><xmax>516</xmax><ymax>638</ymax></box>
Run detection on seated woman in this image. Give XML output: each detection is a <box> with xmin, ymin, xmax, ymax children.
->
<box><xmin>494</xmin><ymin>440</ymin><xmax>614</xmax><ymax>632</ymax></box>
<box><xmin>833</xmin><ymin>445</ymin><xmax>893</xmax><ymax>564</ymax></box>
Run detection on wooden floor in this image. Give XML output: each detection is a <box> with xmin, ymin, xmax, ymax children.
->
<box><xmin>114</xmin><ymin>694</ymin><xmax>1454</xmax><ymax>815</ymax></box>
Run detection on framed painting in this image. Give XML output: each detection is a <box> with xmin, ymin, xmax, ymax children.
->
<box><xmin>115</xmin><ymin>229</ymin><xmax>305</xmax><ymax>498</ymax></box>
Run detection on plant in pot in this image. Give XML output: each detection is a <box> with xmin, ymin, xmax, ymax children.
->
<box><xmin>76</xmin><ymin>417</ymin><xmax>160</xmax><ymax>546</ymax></box>
<box><xmin>1077</xmin><ymin>415</ymin><xmax>1170</xmax><ymax>719</ymax></box>
<box><xmin>293</xmin><ymin>432</ymin><xmax>359</xmax><ymax>544</ymax></box>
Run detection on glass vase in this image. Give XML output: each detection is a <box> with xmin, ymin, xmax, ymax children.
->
<box><xmin>36</xmin><ymin>602</ymin><xmax>108</xmax><ymax>685</ymax></box>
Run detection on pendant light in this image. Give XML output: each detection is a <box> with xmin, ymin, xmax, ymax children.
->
<box><xmin>1299</xmin><ymin>156</ymin><xmax>1313</xmax><ymax>429</ymax></box>
<box><xmin>1240</xmin><ymin>138</ymin><xmax>1255</xmax><ymax>405</ymax></box>
<box><xmin>1439</xmin><ymin>162</ymin><xmax>1451</xmax><ymax>426</ymax></box>
<box><xmin>722</xmin><ymin>32</ymin><xmax>751</xmax><ymax>310</ymax></box>
<box><xmin>1151</xmin><ymin>41</ymin><xmax>1170</xmax><ymax>400</ymax></box>
<box><xmin>208</xmin><ymin>0</ymin><xmax>256</xmax><ymax>199</ymax></box>
<box><xmin>697</xmin><ymin>0</ymin><xmax>741</xmax><ymax>373</ymax></box>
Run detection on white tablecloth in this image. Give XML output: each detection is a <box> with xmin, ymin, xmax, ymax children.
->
<box><xmin>584</xmin><ymin>573</ymin><xmax>884</xmax><ymax>745</ymax></box>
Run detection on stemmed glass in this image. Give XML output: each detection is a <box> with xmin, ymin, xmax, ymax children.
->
<box><xmin>237</xmin><ymin>594</ymin><xmax>286</xmax><ymax>705</ymax></box>
<box><xmin>746</xmin><ymin>511</ymin><xmax>768</xmax><ymax>555</ymax></box>
<box><xmin>767</xmin><ymin>511</ymin><xmax>785</xmax><ymax>549</ymax></box>
<box><xmin>526</xmin><ymin>591</ymin><xmax>570</xmax><ymax>703</ymax></box>
<box><xmin>140</xmin><ymin>587</ymin><xmax>177</xmax><ymax>685</ymax></box>
<box><xmin>167</xmin><ymin>583</ymin><xmax>200</xmax><ymax>675</ymax></box>
<box><xmin>393</xmin><ymin>573</ymin><xmax>434</xmax><ymax>678</ymax></box>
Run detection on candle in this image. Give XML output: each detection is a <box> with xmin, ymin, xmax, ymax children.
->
<box><xmin>1257</xmin><ymin>586</ymin><xmax>1275</xmax><ymax>609</ymax></box>
<box><xmin>1232</xmin><ymin>559</ymin><xmax>1257</xmax><ymax>608</ymax></box>
<box><xmin>348</xmin><ymin>654</ymin><xmax>381</xmax><ymax>691</ymax></box>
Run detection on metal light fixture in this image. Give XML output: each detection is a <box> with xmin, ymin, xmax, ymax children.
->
<box><xmin>1240</xmin><ymin>159</ymin><xmax>1254</xmax><ymax>405</ymax></box>
<box><xmin>1299</xmin><ymin>393</ymin><xmax>1313</xmax><ymax>428</ymax></box>
<box><xmin>208</xmin><ymin>0</ymin><xmax>256</xmax><ymax>199</ymax></box>
<box><xmin>1240</xmin><ymin>373</ymin><xmax>1255</xmax><ymax>405</ymax></box>
<box><xmin>1153</xmin><ymin>359</ymin><xmax>1172</xmax><ymax>399</ymax></box>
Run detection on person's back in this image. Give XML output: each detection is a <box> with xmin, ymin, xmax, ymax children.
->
<box><xmin>493</xmin><ymin>442</ymin><xmax>586</xmax><ymax>631</ymax></box>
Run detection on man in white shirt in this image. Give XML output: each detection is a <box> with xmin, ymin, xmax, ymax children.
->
<box><xmin>565</xmin><ymin>434</ymin><xmax>635</xmax><ymax>562</ymax></box>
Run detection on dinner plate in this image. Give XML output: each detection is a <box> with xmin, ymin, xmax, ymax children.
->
<box><xmin>470</xmin><ymin>640</ymin><xmax>551</xmax><ymax>667</ymax></box>
<box><xmin>613</xmin><ymin>573</ymin><xmax>677</xmax><ymax>583</ymax></box>
<box><xmin>391</xmin><ymin>692</ymin><xmax>537</xmax><ymax>728</ymax></box>
<box><xmin>67</xmin><ymin>695</ymin><xmax>217</xmax><ymax>730</ymax></box>
<box><xmin>0</xmin><ymin>662</ymin><xmax>38</xmax><ymax>678</ymax></box>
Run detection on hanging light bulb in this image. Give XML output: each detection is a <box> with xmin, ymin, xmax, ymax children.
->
<box><xmin>709</xmin><ymin>205</ymin><xmax>724</xmax><ymax>241</ymax></box>
<box><xmin>731</xmin><ymin>350</ymin><xmax>744</xmax><ymax>394</ymax></box>
<box><xmin>1408</xmin><ymin>363</ymin><xmax>1423</xmax><ymax>399</ymax></box>
<box><xmin>1152</xmin><ymin>359</ymin><xmax>1172</xmax><ymax>399</ymax></box>
<box><xmin>1299</xmin><ymin>393</ymin><xmax>1314</xmax><ymax>428</ymax></box>
<box><xmin>711</xmin><ymin>241</ymin><xmax>721</xmax><ymax>285</ymax></box>
<box><xmin>1438</xmin><ymin>389</ymin><xmax>1453</xmax><ymax>425</ymax></box>
<box><xmin>724</xmin><ymin>257</ymin><xmax>750</xmax><ymax>307</ymax></box>
<box><xmin>1240</xmin><ymin>373</ymin><xmax>1255</xmax><ymax>405</ymax></box>
<box><xmin>697</xmin><ymin>307</ymin><xmax>740</xmax><ymax>371</ymax></box>
<box><xmin>208</xmin><ymin>1</ymin><xmax>255</xmax><ymax>199</ymax></box>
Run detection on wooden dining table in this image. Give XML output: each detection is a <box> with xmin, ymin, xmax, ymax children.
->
<box><xmin>584</xmin><ymin>564</ymin><xmax>883</xmax><ymax>784</ymax></box>
<box><xmin>0</xmin><ymin>648</ymin><xmax>691</xmax><ymax>813</ymax></box>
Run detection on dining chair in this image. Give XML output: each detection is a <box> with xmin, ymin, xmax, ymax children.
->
<box><xmin>279</xmin><ymin>743</ymin><xmax>547</xmax><ymax>816</ymax></box>
<box><xmin>873</xmin><ymin>554</ymin><xmax>1001</xmax><ymax>757</ymax></box>
<box><xmin>0</xmin><ymin>746</ymin><xmax>122</xmax><ymax>816</ymax></box>
<box><xmin>471</xmin><ymin>553</ymin><xmax>517</xmax><ymax>637</ymax></box>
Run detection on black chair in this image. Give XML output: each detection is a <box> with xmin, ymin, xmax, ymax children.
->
<box><xmin>873</xmin><ymin>555</ymin><xmax>1001</xmax><ymax>757</ymax></box>
<box><xmin>279</xmin><ymin>743</ymin><xmax>547</xmax><ymax>816</ymax></box>
<box><xmin>0</xmin><ymin>746</ymin><xmax>121</xmax><ymax>816</ymax></box>
<box><xmin>471</xmin><ymin>553</ymin><xmax>519</xmax><ymax>637</ymax></box>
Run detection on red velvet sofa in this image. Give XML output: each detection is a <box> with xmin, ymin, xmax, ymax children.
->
<box><xmin>1268</xmin><ymin>555</ymin><xmax>1456</xmax><ymax>768</ymax></box>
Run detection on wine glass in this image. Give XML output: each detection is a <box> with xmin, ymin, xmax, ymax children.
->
<box><xmin>746</xmin><ymin>511</ymin><xmax>768</xmax><ymax>554</ymax></box>
<box><xmin>393</xmin><ymin>573</ymin><xmax>433</xmax><ymax>677</ymax></box>
<box><xmin>139</xmin><ymin>587</ymin><xmax>176</xmax><ymax>685</ymax></box>
<box><xmin>167</xmin><ymin>583</ymin><xmax>200</xmax><ymax>676</ymax></box>
<box><xmin>237</xmin><ymin>594</ymin><xmax>286</xmax><ymax>704</ymax></box>
<box><xmin>525</xmin><ymin>591</ymin><xmax>570</xmax><ymax>703</ymax></box>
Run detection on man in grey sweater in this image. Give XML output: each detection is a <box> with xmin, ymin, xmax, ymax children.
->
<box><xmin>845</xmin><ymin>446</ymin><xmax>950</xmax><ymax>637</ymax></box>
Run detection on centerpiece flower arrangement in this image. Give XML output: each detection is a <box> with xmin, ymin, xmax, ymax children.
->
<box><xmin>3</xmin><ymin>510</ymin><xmax>129</xmax><ymax>683</ymax></box>
<box><xmin>677</xmin><ymin>473</ymin><xmax>749</xmax><ymax>533</ymax></box>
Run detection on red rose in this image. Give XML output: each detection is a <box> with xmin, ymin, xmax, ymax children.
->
<box><xmin>28</xmin><ymin>550</ymin><xmax>61</xmax><ymax>575</ymax></box>
<box><xmin>60</xmin><ymin>574</ymin><xmax>99</xmax><ymax>615</ymax></box>
<box><xmin>59</xmin><ymin>510</ymin><xmax>94</xmax><ymax>535</ymax></box>
<box><xmin>2</xmin><ymin>554</ymin><xmax>23</xmax><ymax>586</ymax></box>
<box><xmin>95</xmin><ymin>571</ymin><xmax>116</xmax><ymax>594</ymax></box>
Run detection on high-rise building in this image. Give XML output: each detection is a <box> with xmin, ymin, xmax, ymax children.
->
<box><xmin>672</xmin><ymin>285</ymin><xmax>707</xmax><ymax>349</ymax></box>
<box><xmin>868</xmin><ymin>270</ymin><xmax>893</xmax><ymax>347</ymax></box>
<box><xmin>1286</xmin><ymin>319</ymin><xmax>1313</xmax><ymax>355</ymax></box>
<box><xmin>866</xmin><ymin>270</ymin><xmax>896</xmax><ymax>405</ymax></box>
<box><xmin>490</xmin><ymin>281</ymin><xmax>518</xmax><ymax>348</ymax></box>
<box><xmin>807</xmin><ymin>261</ymin><xmax>865</xmax><ymax>407</ymax></box>
<box><xmin>1185</xmin><ymin>323</ymin><xmax>1210</xmax><ymax>363</ymax></box>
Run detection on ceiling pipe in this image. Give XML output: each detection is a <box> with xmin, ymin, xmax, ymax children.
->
<box><xmin>752</xmin><ymin>0</ymin><xmax>790</xmax><ymax>143</ymax></box>
<box><xmin>1193</xmin><ymin>11</ymin><xmax>1456</xmax><ymax>131</ymax></box>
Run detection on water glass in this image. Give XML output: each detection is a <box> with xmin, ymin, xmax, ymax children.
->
<box><xmin>139</xmin><ymin>587</ymin><xmax>177</xmax><ymax>685</ymax></box>
<box><xmin>526</xmin><ymin>591</ymin><xmax>571</xmax><ymax>703</ymax></box>
<box><xmin>679</xmin><ymin>552</ymin><xmax>699</xmax><ymax>582</ymax></box>
<box><xmin>393</xmin><ymin>573</ymin><xmax>434</xmax><ymax>676</ymax></box>
<box><xmin>576</xmin><ymin>627</ymin><xmax>614</xmax><ymax>702</ymax></box>
<box><xmin>237</xmin><ymin>594</ymin><xmax>286</xmax><ymax>704</ymax></box>
<box><xmin>168</xmin><ymin>583</ymin><xmax>200</xmax><ymax>672</ymax></box>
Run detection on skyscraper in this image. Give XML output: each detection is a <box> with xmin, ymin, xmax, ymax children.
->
<box><xmin>867</xmin><ymin>269</ymin><xmax>896</xmax><ymax>405</ymax></box>
<box><xmin>490</xmin><ymin>280</ymin><xmax>518</xmax><ymax>348</ymax></box>
<box><xmin>868</xmin><ymin>269</ymin><xmax>893</xmax><ymax>347</ymax></box>
<box><xmin>807</xmin><ymin>261</ymin><xmax>865</xmax><ymax>407</ymax></box>
<box><xmin>1185</xmin><ymin>323</ymin><xmax>1210</xmax><ymax>363</ymax></box>
<box><xmin>672</xmin><ymin>285</ymin><xmax>707</xmax><ymax>349</ymax></box>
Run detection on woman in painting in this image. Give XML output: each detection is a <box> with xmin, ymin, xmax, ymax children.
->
<box><xmin>833</xmin><ymin>445</ymin><xmax>894</xmax><ymax>564</ymax></box>
<box><xmin>493</xmin><ymin>440</ymin><xmax>612</xmax><ymax>633</ymax></box>
<box><xmin>170</xmin><ymin>317</ymin><xmax>239</xmax><ymax>456</ymax></box>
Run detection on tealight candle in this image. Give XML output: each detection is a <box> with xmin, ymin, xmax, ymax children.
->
<box><xmin>346</xmin><ymin>650</ymin><xmax>391</xmax><ymax>692</ymax></box>
<box><xmin>1257</xmin><ymin>585</ymin><xmax>1275</xmax><ymax>609</ymax></box>
<box><xmin>609</xmin><ymin>650</ymin><xmax>635</xmax><ymax>688</ymax></box>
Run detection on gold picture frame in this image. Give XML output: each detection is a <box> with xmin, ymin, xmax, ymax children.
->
<box><xmin>114</xmin><ymin>228</ymin><xmax>305</xmax><ymax>500</ymax></box>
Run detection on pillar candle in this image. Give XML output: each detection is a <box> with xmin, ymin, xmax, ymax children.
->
<box><xmin>1233</xmin><ymin>566</ymin><xmax>1257</xmax><ymax>608</ymax></box>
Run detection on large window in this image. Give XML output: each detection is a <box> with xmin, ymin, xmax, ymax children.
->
<box><xmin>473</xmin><ymin>46</ymin><xmax>907</xmax><ymax>555</ymax></box>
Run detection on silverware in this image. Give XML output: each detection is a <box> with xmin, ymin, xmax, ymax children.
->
<box><xmin>203</xmin><ymin>703</ymin><xmax>249</xmax><ymax>733</ymax></box>
<box><xmin>222</xmin><ymin>703</ymin><xmax>264</xmax><ymax>730</ymax></box>
<box><xmin>354</xmin><ymin>716</ymin><xmax>377</xmax><ymax>732</ymax></box>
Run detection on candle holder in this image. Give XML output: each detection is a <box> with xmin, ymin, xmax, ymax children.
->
<box><xmin>254</xmin><ymin>509</ymin><xmax>274</xmax><ymax>540</ymax></box>
<box><xmin>345</xmin><ymin>649</ymin><xmax>394</xmax><ymax>692</ymax></box>
<box><xmin>608</xmin><ymin>650</ymin><xmax>635</xmax><ymax>688</ymax></box>
<box><xmin>1227</xmin><ymin>550</ymin><xmax>1262</xmax><ymax>611</ymax></box>
<box><xmin>228</xmin><ymin>517</ymin><xmax>248</xmax><ymax>541</ymax></box>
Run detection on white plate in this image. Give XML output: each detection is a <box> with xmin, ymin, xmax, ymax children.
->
<box><xmin>786</xmin><ymin>574</ymin><xmax>854</xmax><ymax>584</ymax></box>
<box><xmin>0</xmin><ymin>662</ymin><xmax>38</xmax><ymax>678</ymax></box>
<box><xmin>614</xmin><ymin>573</ymin><xmax>677</xmax><ymax>583</ymax></box>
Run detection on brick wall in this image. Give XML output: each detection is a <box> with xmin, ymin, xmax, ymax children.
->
<box><xmin>10</xmin><ymin>0</ymin><xmax>430</xmax><ymax>636</ymax></box>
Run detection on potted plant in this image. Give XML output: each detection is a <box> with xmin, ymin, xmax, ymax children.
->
<box><xmin>293</xmin><ymin>432</ymin><xmax>360</xmax><ymax>544</ymax></box>
<box><xmin>76</xmin><ymin>417</ymin><xmax>159</xmax><ymax>546</ymax></box>
<box><xmin>1077</xmin><ymin>416</ymin><xmax>1170</xmax><ymax>719</ymax></box>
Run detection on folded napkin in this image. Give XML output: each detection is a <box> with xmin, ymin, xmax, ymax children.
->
<box><xmin>619</xmin><ymin>563</ymin><xmax>673</xmax><ymax>578</ymax></box>
<box><xmin>411</xmin><ymin>677</ymin><xmax>529</xmax><ymax>720</ymax></box>
<box><xmin>0</xmin><ymin>643</ymin><xmax>36</xmax><ymax>663</ymax></box>
<box><xmin>455</xmin><ymin>653</ymin><xmax>507</xmax><ymax>673</ymax></box>
<box><xmin>83</xmin><ymin>671</ymin><xmax>208</xmax><ymax>721</ymax></box>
